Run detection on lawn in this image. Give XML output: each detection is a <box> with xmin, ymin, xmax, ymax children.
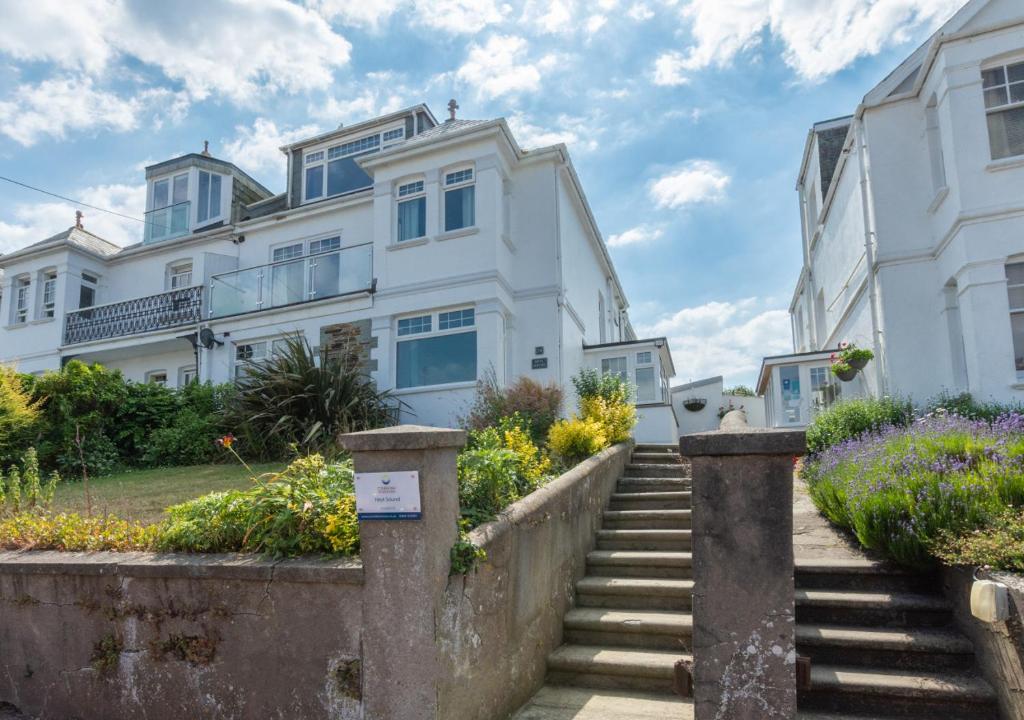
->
<box><xmin>51</xmin><ymin>462</ymin><xmax>286</xmax><ymax>525</ymax></box>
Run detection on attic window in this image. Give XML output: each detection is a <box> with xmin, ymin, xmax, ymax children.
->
<box><xmin>303</xmin><ymin>132</ymin><xmax>382</xmax><ymax>203</ymax></box>
<box><xmin>983</xmin><ymin>61</ymin><xmax>1024</xmax><ymax>160</ymax></box>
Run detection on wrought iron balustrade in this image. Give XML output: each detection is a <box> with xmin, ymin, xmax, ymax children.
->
<box><xmin>63</xmin><ymin>286</ymin><xmax>203</xmax><ymax>345</ymax></box>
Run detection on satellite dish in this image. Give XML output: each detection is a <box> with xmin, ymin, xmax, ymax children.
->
<box><xmin>199</xmin><ymin>327</ymin><xmax>222</xmax><ymax>349</ymax></box>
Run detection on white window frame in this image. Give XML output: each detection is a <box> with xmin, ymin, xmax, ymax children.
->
<box><xmin>145</xmin><ymin>370</ymin><xmax>168</xmax><ymax>386</ymax></box>
<box><xmin>636</xmin><ymin>351</ymin><xmax>652</xmax><ymax>365</ymax></box>
<box><xmin>1007</xmin><ymin>261</ymin><xmax>1024</xmax><ymax>380</ymax></box>
<box><xmin>196</xmin><ymin>170</ymin><xmax>224</xmax><ymax>225</ymax></box>
<box><xmin>443</xmin><ymin>165</ymin><xmax>476</xmax><ymax>232</ymax></box>
<box><xmin>168</xmin><ymin>261</ymin><xmax>194</xmax><ymax>291</ymax></box>
<box><xmin>79</xmin><ymin>272</ymin><xmax>98</xmax><ymax>309</ymax></box>
<box><xmin>396</xmin><ymin>179</ymin><xmax>427</xmax><ymax>243</ymax></box>
<box><xmin>394</xmin><ymin>307</ymin><xmax>477</xmax><ymax>390</ymax></box>
<box><xmin>40</xmin><ymin>269</ymin><xmax>57</xmax><ymax>319</ymax></box>
<box><xmin>13</xmin><ymin>276</ymin><xmax>30</xmax><ymax>324</ymax></box>
<box><xmin>234</xmin><ymin>336</ymin><xmax>291</xmax><ymax>379</ymax></box>
<box><xmin>152</xmin><ymin>172</ymin><xmax>189</xmax><ymax>210</ymax></box>
<box><xmin>302</xmin><ymin>128</ymin><xmax>397</xmax><ymax>204</ymax></box>
<box><xmin>982</xmin><ymin>59</ymin><xmax>1024</xmax><ymax>160</ymax></box>
<box><xmin>601</xmin><ymin>356</ymin><xmax>627</xmax><ymax>384</ymax></box>
<box><xmin>179</xmin><ymin>366</ymin><xmax>197</xmax><ymax>386</ymax></box>
<box><xmin>635</xmin><ymin>365</ymin><xmax>656</xmax><ymax>403</ymax></box>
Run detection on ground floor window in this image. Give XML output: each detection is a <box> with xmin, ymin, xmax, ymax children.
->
<box><xmin>145</xmin><ymin>370</ymin><xmax>168</xmax><ymax>386</ymax></box>
<box><xmin>635</xmin><ymin>366</ymin><xmax>656</xmax><ymax>402</ymax></box>
<box><xmin>234</xmin><ymin>338</ymin><xmax>288</xmax><ymax>379</ymax></box>
<box><xmin>601</xmin><ymin>356</ymin><xmax>627</xmax><ymax>384</ymax></box>
<box><xmin>179</xmin><ymin>366</ymin><xmax>197</xmax><ymax>386</ymax></box>
<box><xmin>810</xmin><ymin>365</ymin><xmax>841</xmax><ymax>412</ymax></box>
<box><xmin>395</xmin><ymin>307</ymin><xmax>477</xmax><ymax>389</ymax></box>
<box><xmin>1007</xmin><ymin>263</ymin><xmax>1024</xmax><ymax>379</ymax></box>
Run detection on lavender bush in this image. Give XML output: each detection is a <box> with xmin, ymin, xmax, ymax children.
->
<box><xmin>801</xmin><ymin>412</ymin><xmax>1024</xmax><ymax>568</ymax></box>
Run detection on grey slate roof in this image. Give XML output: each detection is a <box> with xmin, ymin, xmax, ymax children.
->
<box><xmin>816</xmin><ymin>121</ymin><xmax>852</xmax><ymax>198</ymax></box>
<box><xmin>400</xmin><ymin>119</ymin><xmax>491</xmax><ymax>147</ymax></box>
<box><xmin>2</xmin><ymin>227</ymin><xmax>121</xmax><ymax>264</ymax></box>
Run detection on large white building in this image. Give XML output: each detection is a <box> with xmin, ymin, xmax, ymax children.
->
<box><xmin>764</xmin><ymin>0</ymin><xmax>1024</xmax><ymax>427</ymax></box>
<box><xmin>0</xmin><ymin>104</ymin><xmax>678</xmax><ymax>441</ymax></box>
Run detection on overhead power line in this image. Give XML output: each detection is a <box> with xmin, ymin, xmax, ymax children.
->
<box><xmin>0</xmin><ymin>174</ymin><xmax>147</xmax><ymax>226</ymax></box>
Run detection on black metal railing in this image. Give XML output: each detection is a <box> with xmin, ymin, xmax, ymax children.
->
<box><xmin>63</xmin><ymin>286</ymin><xmax>203</xmax><ymax>345</ymax></box>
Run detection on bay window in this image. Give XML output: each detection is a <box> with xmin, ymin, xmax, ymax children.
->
<box><xmin>983</xmin><ymin>61</ymin><xmax>1024</xmax><ymax>160</ymax></box>
<box><xmin>79</xmin><ymin>272</ymin><xmax>97</xmax><ymax>309</ymax></box>
<box><xmin>13</xmin><ymin>277</ymin><xmax>29</xmax><ymax>324</ymax></box>
<box><xmin>396</xmin><ymin>308</ymin><xmax>477</xmax><ymax>389</ymax></box>
<box><xmin>635</xmin><ymin>366</ymin><xmax>656</xmax><ymax>403</ymax></box>
<box><xmin>197</xmin><ymin>170</ymin><xmax>223</xmax><ymax>224</ymax></box>
<box><xmin>397</xmin><ymin>180</ymin><xmax>426</xmax><ymax>242</ymax></box>
<box><xmin>40</xmin><ymin>270</ymin><xmax>57</xmax><ymax>319</ymax></box>
<box><xmin>444</xmin><ymin>168</ymin><xmax>475</xmax><ymax>232</ymax></box>
<box><xmin>601</xmin><ymin>356</ymin><xmax>627</xmax><ymax>383</ymax></box>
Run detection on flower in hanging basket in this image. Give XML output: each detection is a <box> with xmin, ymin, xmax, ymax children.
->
<box><xmin>835</xmin><ymin>341</ymin><xmax>874</xmax><ymax>371</ymax></box>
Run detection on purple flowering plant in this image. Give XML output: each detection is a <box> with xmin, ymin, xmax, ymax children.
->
<box><xmin>801</xmin><ymin>410</ymin><xmax>1024</xmax><ymax>568</ymax></box>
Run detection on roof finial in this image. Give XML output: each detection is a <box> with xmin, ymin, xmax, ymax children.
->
<box><xmin>447</xmin><ymin>98</ymin><xmax>459</xmax><ymax>122</ymax></box>
<box><xmin>202</xmin><ymin>140</ymin><xmax>210</xmax><ymax>156</ymax></box>
<box><xmin>75</xmin><ymin>210</ymin><xmax>84</xmax><ymax>230</ymax></box>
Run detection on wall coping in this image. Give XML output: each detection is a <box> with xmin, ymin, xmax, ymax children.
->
<box><xmin>340</xmin><ymin>424</ymin><xmax>468</xmax><ymax>452</ymax></box>
<box><xmin>469</xmin><ymin>442</ymin><xmax>632</xmax><ymax>549</ymax></box>
<box><xmin>0</xmin><ymin>550</ymin><xmax>364</xmax><ymax>584</ymax></box>
<box><xmin>680</xmin><ymin>428</ymin><xmax>807</xmax><ymax>457</ymax></box>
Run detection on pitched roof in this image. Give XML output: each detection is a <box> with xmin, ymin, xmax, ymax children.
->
<box><xmin>816</xmin><ymin>120</ymin><xmax>852</xmax><ymax>198</ymax></box>
<box><xmin>1</xmin><ymin>226</ymin><xmax>121</xmax><ymax>265</ymax></box>
<box><xmin>401</xmin><ymin>119</ymin><xmax>491</xmax><ymax>146</ymax></box>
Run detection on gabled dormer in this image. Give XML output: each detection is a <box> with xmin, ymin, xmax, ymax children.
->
<box><xmin>143</xmin><ymin>149</ymin><xmax>273</xmax><ymax>244</ymax></box>
<box><xmin>280</xmin><ymin>104</ymin><xmax>438</xmax><ymax>209</ymax></box>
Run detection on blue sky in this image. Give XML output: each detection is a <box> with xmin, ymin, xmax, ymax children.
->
<box><xmin>0</xmin><ymin>0</ymin><xmax>966</xmax><ymax>386</ymax></box>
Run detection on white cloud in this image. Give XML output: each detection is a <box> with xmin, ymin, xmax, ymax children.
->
<box><xmin>637</xmin><ymin>297</ymin><xmax>791</xmax><ymax>385</ymax></box>
<box><xmin>521</xmin><ymin>0</ymin><xmax>576</xmax><ymax>33</ymax></box>
<box><xmin>221</xmin><ymin>118</ymin><xmax>321</xmax><ymax>180</ymax></box>
<box><xmin>305</xmin><ymin>0</ymin><xmax>404</xmax><ymax>29</ymax></box>
<box><xmin>0</xmin><ymin>183</ymin><xmax>147</xmax><ymax>254</ymax></box>
<box><xmin>662</xmin><ymin>0</ymin><xmax>963</xmax><ymax>83</ymax></box>
<box><xmin>419</xmin><ymin>0</ymin><xmax>510</xmax><ymax>33</ymax></box>
<box><xmin>506</xmin><ymin>112</ymin><xmax>598</xmax><ymax>152</ymax></box>
<box><xmin>454</xmin><ymin>35</ymin><xmax>553</xmax><ymax>101</ymax></box>
<box><xmin>627</xmin><ymin>3</ymin><xmax>654</xmax><ymax>21</ymax></box>
<box><xmin>0</xmin><ymin>0</ymin><xmax>352</xmax><ymax>106</ymax></box>
<box><xmin>585</xmin><ymin>14</ymin><xmax>608</xmax><ymax>34</ymax></box>
<box><xmin>607</xmin><ymin>224</ymin><xmax>664</xmax><ymax>248</ymax></box>
<box><xmin>649</xmin><ymin>160</ymin><xmax>730</xmax><ymax>208</ymax></box>
<box><xmin>312</xmin><ymin>77</ymin><xmax>410</xmax><ymax>125</ymax></box>
<box><xmin>0</xmin><ymin>76</ymin><xmax>144</xmax><ymax>146</ymax></box>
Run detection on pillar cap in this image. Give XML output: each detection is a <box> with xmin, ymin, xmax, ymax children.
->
<box><xmin>340</xmin><ymin>424</ymin><xmax>467</xmax><ymax>452</ymax></box>
<box><xmin>680</xmin><ymin>428</ymin><xmax>806</xmax><ymax>457</ymax></box>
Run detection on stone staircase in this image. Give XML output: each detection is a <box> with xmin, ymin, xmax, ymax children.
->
<box><xmin>794</xmin><ymin>558</ymin><xmax>999</xmax><ymax>718</ymax></box>
<box><xmin>513</xmin><ymin>444</ymin><xmax>693</xmax><ymax>718</ymax></box>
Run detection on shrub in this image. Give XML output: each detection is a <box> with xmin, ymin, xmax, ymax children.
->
<box><xmin>144</xmin><ymin>408</ymin><xmax>222</xmax><ymax>467</ymax></box>
<box><xmin>158</xmin><ymin>454</ymin><xmax>359</xmax><ymax>557</ymax></box>
<box><xmin>0</xmin><ymin>365</ymin><xmax>40</xmax><ymax>469</ymax></box>
<box><xmin>933</xmin><ymin>508</ymin><xmax>1024</xmax><ymax>571</ymax></box>
<box><xmin>457</xmin><ymin>447</ymin><xmax>523</xmax><ymax>527</ymax></box>
<box><xmin>0</xmin><ymin>512</ymin><xmax>158</xmax><ymax>551</ymax></box>
<box><xmin>805</xmin><ymin>396</ymin><xmax>914</xmax><ymax>454</ymax></box>
<box><xmin>801</xmin><ymin>413</ymin><xmax>1024</xmax><ymax>568</ymax></box>
<box><xmin>724</xmin><ymin>385</ymin><xmax>755</xmax><ymax>397</ymax></box>
<box><xmin>925</xmin><ymin>391</ymin><xmax>1022</xmax><ymax>423</ymax></box>
<box><xmin>580</xmin><ymin>396</ymin><xmax>636</xmax><ymax>444</ymax></box>
<box><xmin>548</xmin><ymin>417</ymin><xmax>607</xmax><ymax>465</ymax></box>
<box><xmin>572</xmin><ymin>368</ymin><xmax>631</xmax><ymax>404</ymax></box>
<box><xmin>225</xmin><ymin>334</ymin><xmax>397</xmax><ymax>460</ymax></box>
<box><xmin>463</xmin><ymin>370</ymin><xmax>563</xmax><ymax>446</ymax></box>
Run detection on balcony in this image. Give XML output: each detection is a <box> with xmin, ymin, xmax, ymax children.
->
<box><xmin>209</xmin><ymin>243</ymin><xmax>373</xmax><ymax>319</ymax></box>
<box><xmin>144</xmin><ymin>201</ymin><xmax>190</xmax><ymax>244</ymax></box>
<box><xmin>63</xmin><ymin>286</ymin><xmax>203</xmax><ymax>345</ymax></box>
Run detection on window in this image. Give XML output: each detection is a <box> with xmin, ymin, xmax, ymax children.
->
<box><xmin>305</xmin><ymin>151</ymin><xmax>325</xmax><ymax>201</ymax></box>
<box><xmin>1007</xmin><ymin>263</ymin><xmax>1024</xmax><ymax>379</ymax></box>
<box><xmin>810</xmin><ymin>366</ymin><xmax>841</xmax><ymax>412</ymax></box>
<box><xmin>636</xmin><ymin>351</ymin><xmax>652</xmax><ymax>365</ymax></box>
<box><xmin>150</xmin><ymin>173</ymin><xmax>189</xmax><ymax>240</ymax></box>
<box><xmin>79</xmin><ymin>272</ymin><xmax>97</xmax><ymax>309</ymax></box>
<box><xmin>397</xmin><ymin>180</ymin><xmax>426</xmax><ymax>242</ymax></box>
<box><xmin>310</xmin><ymin>236</ymin><xmax>341</xmax><ymax>254</ymax></box>
<box><xmin>983</xmin><ymin>61</ymin><xmax>1024</xmax><ymax>160</ymax></box>
<box><xmin>197</xmin><ymin>170</ymin><xmax>222</xmax><ymax>223</ymax></box>
<box><xmin>635</xmin><ymin>366</ymin><xmax>656</xmax><ymax>403</ymax></box>
<box><xmin>396</xmin><ymin>309</ymin><xmax>477</xmax><ymax>389</ymax></box>
<box><xmin>41</xmin><ymin>271</ymin><xmax>57</xmax><ymax>319</ymax></box>
<box><xmin>779</xmin><ymin>364</ymin><xmax>801</xmax><ymax>424</ymax></box>
<box><xmin>601</xmin><ymin>356</ymin><xmax>627</xmax><ymax>383</ymax></box>
<box><xmin>179</xmin><ymin>366</ymin><xmax>197</xmax><ymax>386</ymax></box>
<box><xmin>383</xmin><ymin>127</ymin><xmax>405</xmax><ymax>144</ymax></box>
<box><xmin>234</xmin><ymin>339</ymin><xmax>288</xmax><ymax>379</ymax></box>
<box><xmin>271</xmin><ymin>243</ymin><xmax>306</xmax><ymax>306</ymax></box>
<box><xmin>13</xmin><ymin>277</ymin><xmax>29</xmax><ymax>324</ymax></box>
<box><xmin>925</xmin><ymin>98</ymin><xmax>946</xmax><ymax>192</ymax></box>
<box><xmin>145</xmin><ymin>371</ymin><xmax>168</xmax><ymax>386</ymax></box>
<box><xmin>444</xmin><ymin>167</ymin><xmax>475</xmax><ymax>232</ymax></box>
<box><xmin>303</xmin><ymin>133</ymin><xmax>383</xmax><ymax>203</ymax></box>
<box><xmin>168</xmin><ymin>262</ymin><xmax>193</xmax><ymax>290</ymax></box>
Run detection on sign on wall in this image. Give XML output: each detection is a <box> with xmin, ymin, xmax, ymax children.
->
<box><xmin>355</xmin><ymin>471</ymin><xmax>422</xmax><ymax>520</ymax></box>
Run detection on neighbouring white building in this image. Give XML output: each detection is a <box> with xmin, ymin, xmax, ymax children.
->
<box><xmin>0</xmin><ymin>103</ymin><xmax>678</xmax><ymax>442</ymax></box>
<box><xmin>767</xmin><ymin>0</ymin><xmax>1024</xmax><ymax>427</ymax></box>
<box><xmin>671</xmin><ymin>376</ymin><xmax>767</xmax><ymax>435</ymax></box>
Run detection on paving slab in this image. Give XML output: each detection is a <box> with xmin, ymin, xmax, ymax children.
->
<box><xmin>510</xmin><ymin>686</ymin><xmax>692</xmax><ymax>719</ymax></box>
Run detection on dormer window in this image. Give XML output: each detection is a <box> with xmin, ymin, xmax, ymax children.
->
<box><xmin>304</xmin><ymin>151</ymin><xmax>325</xmax><ymax>201</ymax></box>
<box><xmin>301</xmin><ymin>128</ymin><xmax>402</xmax><ymax>204</ymax></box>
<box><xmin>383</xmin><ymin>127</ymin><xmax>405</xmax><ymax>145</ymax></box>
<box><xmin>147</xmin><ymin>172</ymin><xmax>189</xmax><ymax>242</ymax></box>
<box><xmin>197</xmin><ymin>171</ymin><xmax>223</xmax><ymax>224</ymax></box>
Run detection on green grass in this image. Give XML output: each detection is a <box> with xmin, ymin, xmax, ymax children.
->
<box><xmin>51</xmin><ymin>462</ymin><xmax>286</xmax><ymax>525</ymax></box>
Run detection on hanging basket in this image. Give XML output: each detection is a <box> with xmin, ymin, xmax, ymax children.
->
<box><xmin>834</xmin><ymin>366</ymin><xmax>858</xmax><ymax>382</ymax></box>
<box><xmin>683</xmin><ymin>398</ymin><xmax>707</xmax><ymax>412</ymax></box>
<box><xmin>848</xmin><ymin>356</ymin><xmax>869</xmax><ymax>370</ymax></box>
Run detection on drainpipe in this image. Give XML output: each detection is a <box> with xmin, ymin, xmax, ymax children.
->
<box><xmin>854</xmin><ymin>115</ymin><xmax>886</xmax><ymax>395</ymax></box>
<box><xmin>553</xmin><ymin>163</ymin><xmax>565</xmax><ymax>392</ymax></box>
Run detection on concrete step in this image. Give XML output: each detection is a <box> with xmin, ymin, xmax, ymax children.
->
<box><xmin>795</xmin><ymin>588</ymin><xmax>953</xmax><ymax>628</ymax></box>
<box><xmin>630</xmin><ymin>452</ymin><xmax>683</xmax><ymax>465</ymax></box>
<box><xmin>624</xmin><ymin>464</ymin><xmax>690</xmax><ymax>479</ymax></box>
<box><xmin>602</xmin><ymin>509</ymin><xmax>691</xmax><ymax>530</ymax></box>
<box><xmin>795</xmin><ymin>558</ymin><xmax>935</xmax><ymax>594</ymax></box>
<box><xmin>633</xmin><ymin>443</ymin><xmax>680</xmax><ymax>454</ymax></box>
<box><xmin>617</xmin><ymin>477</ymin><xmax>690</xmax><ymax>493</ymax></box>
<box><xmin>510</xmin><ymin>686</ymin><xmax>690</xmax><ymax>720</ymax></box>
<box><xmin>797</xmin><ymin>624</ymin><xmax>976</xmax><ymax>671</ymax></box>
<box><xmin>799</xmin><ymin>664</ymin><xmax>999</xmax><ymax>719</ymax></box>
<box><xmin>564</xmin><ymin>608</ymin><xmax>692</xmax><ymax>651</ymax></box>
<box><xmin>596</xmin><ymin>529</ymin><xmax>692</xmax><ymax>552</ymax></box>
<box><xmin>586</xmin><ymin>550</ymin><xmax>693</xmax><ymax>579</ymax></box>
<box><xmin>545</xmin><ymin>644</ymin><xmax>689</xmax><ymax>693</ymax></box>
<box><xmin>608</xmin><ymin>491</ymin><xmax>691</xmax><ymax>511</ymax></box>
<box><xmin>575</xmin><ymin>576</ymin><xmax>693</xmax><ymax>610</ymax></box>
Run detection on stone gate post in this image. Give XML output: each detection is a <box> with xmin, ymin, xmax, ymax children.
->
<box><xmin>339</xmin><ymin>425</ymin><xmax>466</xmax><ymax>720</ymax></box>
<box><xmin>678</xmin><ymin>428</ymin><xmax>806</xmax><ymax>720</ymax></box>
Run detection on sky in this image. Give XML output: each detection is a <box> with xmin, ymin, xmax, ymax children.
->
<box><xmin>0</xmin><ymin>0</ymin><xmax>967</xmax><ymax>387</ymax></box>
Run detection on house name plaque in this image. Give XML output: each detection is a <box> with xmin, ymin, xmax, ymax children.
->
<box><xmin>355</xmin><ymin>471</ymin><xmax>422</xmax><ymax>520</ymax></box>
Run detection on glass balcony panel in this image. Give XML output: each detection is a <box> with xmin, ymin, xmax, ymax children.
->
<box><xmin>271</xmin><ymin>258</ymin><xmax>306</xmax><ymax>306</ymax></box>
<box><xmin>311</xmin><ymin>252</ymin><xmax>341</xmax><ymax>299</ymax></box>
<box><xmin>210</xmin><ymin>267</ymin><xmax>262</xmax><ymax>318</ymax></box>
<box><xmin>144</xmin><ymin>201</ymin><xmax>191</xmax><ymax>244</ymax></box>
<box><xmin>340</xmin><ymin>243</ymin><xmax>372</xmax><ymax>294</ymax></box>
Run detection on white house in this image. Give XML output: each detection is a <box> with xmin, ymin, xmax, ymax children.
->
<box><xmin>771</xmin><ymin>0</ymin><xmax>1024</xmax><ymax>427</ymax></box>
<box><xmin>0</xmin><ymin>103</ymin><xmax>678</xmax><ymax>441</ymax></box>
<box><xmin>671</xmin><ymin>376</ymin><xmax>767</xmax><ymax>434</ymax></box>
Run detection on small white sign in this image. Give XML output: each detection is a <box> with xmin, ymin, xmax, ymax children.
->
<box><xmin>354</xmin><ymin>471</ymin><xmax>422</xmax><ymax>520</ymax></box>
